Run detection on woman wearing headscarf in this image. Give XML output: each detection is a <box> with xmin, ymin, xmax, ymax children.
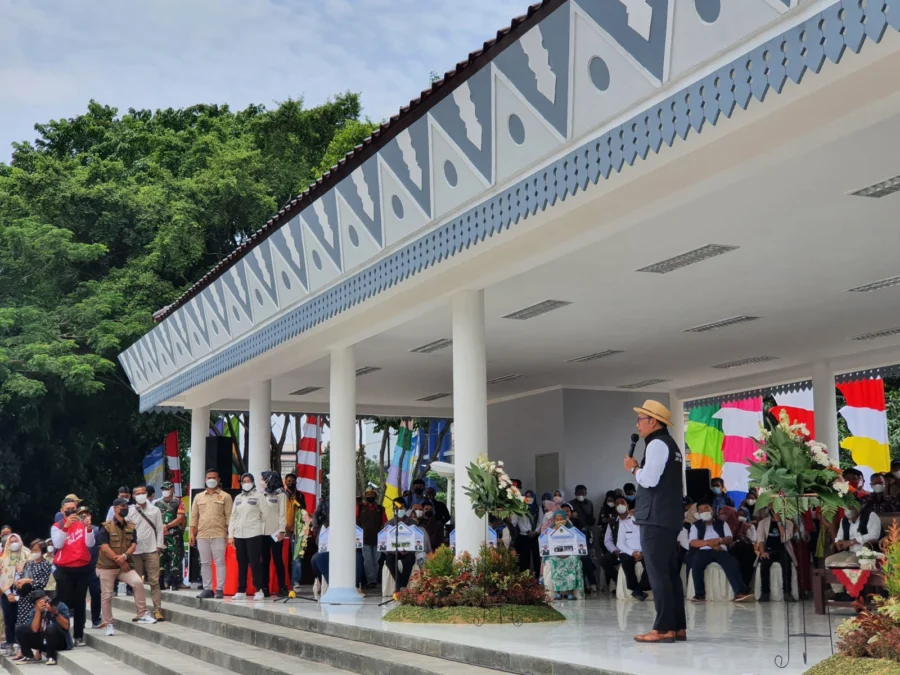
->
<box><xmin>260</xmin><ymin>471</ymin><xmax>289</xmax><ymax>598</ymax></box>
<box><xmin>0</xmin><ymin>534</ymin><xmax>25</xmax><ymax>648</ymax></box>
<box><xmin>228</xmin><ymin>473</ymin><xmax>268</xmax><ymax>601</ymax></box>
<box><xmin>599</xmin><ymin>491</ymin><xmax>618</xmax><ymax>532</ymax></box>
<box><xmin>541</xmin><ymin>497</ymin><xmax>557</xmax><ymax>530</ymax></box>
<box><xmin>512</xmin><ymin>490</ymin><xmax>541</xmax><ymax>575</ymax></box>
<box><xmin>542</xmin><ymin>510</ymin><xmax>584</xmax><ymax>600</ymax></box>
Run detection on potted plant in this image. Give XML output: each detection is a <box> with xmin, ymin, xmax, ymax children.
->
<box><xmin>856</xmin><ymin>548</ymin><xmax>880</xmax><ymax>571</ymax></box>
<box><xmin>462</xmin><ymin>454</ymin><xmax>528</xmax><ymax>521</ymax></box>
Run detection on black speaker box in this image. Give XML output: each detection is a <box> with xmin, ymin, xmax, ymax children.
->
<box><xmin>205</xmin><ymin>436</ymin><xmax>233</xmax><ymax>483</ymax></box>
<box><xmin>685</xmin><ymin>468</ymin><xmax>711</xmax><ymax>503</ymax></box>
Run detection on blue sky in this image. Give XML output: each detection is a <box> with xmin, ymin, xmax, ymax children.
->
<box><xmin>0</xmin><ymin>0</ymin><xmax>528</xmax><ymax>162</ymax></box>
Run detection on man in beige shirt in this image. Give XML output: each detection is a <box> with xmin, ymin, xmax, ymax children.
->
<box><xmin>189</xmin><ymin>469</ymin><xmax>233</xmax><ymax>599</ymax></box>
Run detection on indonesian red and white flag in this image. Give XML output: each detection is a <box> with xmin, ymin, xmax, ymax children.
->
<box><xmin>297</xmin><ymin>415</ymin><xmax>322</xmax><ymax>513</ymax></box>
<box><xmin>164</xmin><ymin>431</ymin><xmax>182</xmax><ymax>498</ymax></box>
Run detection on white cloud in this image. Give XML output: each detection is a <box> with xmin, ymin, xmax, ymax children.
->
<box><xmin>0</xmin><ymin>0</ymin><xmax>528</xmax><ymax>160</ymax></box>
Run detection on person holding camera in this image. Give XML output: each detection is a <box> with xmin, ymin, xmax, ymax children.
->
<box><xmin>50</xmin><ymin>498</ymin><xmax>95</xmax><ymax>646</ymax></box>
<box><xmin>15</xmin><ymin>590</ymin><xmax>71</xmax><ymax>665</ymax></box>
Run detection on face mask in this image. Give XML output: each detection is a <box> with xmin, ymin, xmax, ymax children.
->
<box><xmin>846</xmin><ymin>510</ymin><xmax>858</xmax><ymax>519</ymax></box>
<box><xmin>423</xmin><ymin>512</ymin><xmax>433</xmax><ymax>519</ymax></box>
<box><xmin>712</xmin><ymin>487</ymin><xmax>722</xmax><ymax>495</ymax></box>
<box><xmin>616</xmin><ymin>505</ymin><xmax>627</xmax><ymax>514</ymax></box>
<box><xmin>525</xmin><ymin>497</ymin><xmax>533</xmax><ymax>504</ymax></box>
<box><xmin>206</xmin><ymin>479</ymin><xmax>218</xmax><ymax>489</ymax></box>
<box><xmin>553</xmin><ymin>496</ymin><xmax>562</xmax><ymax>504</ymax></box>
<box><xmin>396</xmin><ymin>509</ymin><xmax>407</xmax><ymax>519</ymax></box>
<box><xmin>606</xmin><ymin>501</ymin><xmax>615</xmax><ymax>508</ymax></box>
<box><xmin>9</xmin><ymin>543</ymin><xmax>21</xmax><ymax>552</ymax></box>
<box><xmin>135</xmin><ymin>494</ymin><xmax>148</xmax><ymax>505</ymax></box>
<box><xmin>117</xmin><ymin>508</ymin><xmax>129</xmax><ymax>518</ymax></box>
<box><xmin>746</xmin><ymin>499</ymin><xmax>756</xmax><ymax>506</ymax></box>
<box><xmin>32</xmin><ymin>552</ymin><xmax>42</xmax><ymax>561</ymax></box>
<box><xmin>242</xmin><ymin>483</ymin><xmax>253</xmax><ymax>492</ymax></box>
<box><xmin>365</xmin><ymin>496</ymin><xmax>376</xmax><ymax>504</ymax></box>
<box><xmin>894</xmin><ymin>471</ymin><xmax>900</xmax><ymax>479</ymax></box>
<box><xmin>47</xmin><ymin>546</ymin><xmax>54</xmax><ymax>554</ymax></box>
<box><xmin>576</xmin><ymin>495</ymin><xmax>585</xmax><ymax>502</ymax></box>
<box><xmin>874</xmin><ymin>485</ymin><xmax>886</xmax><ymax>494</ymax></box>
<box><xmin>414</xmin><ymin>510</ymin><xmax>423</xmax><ymax>518</ymax></box>
<box><xmin>698</xmin><ymin>512</ymin><xmax>713</xmax><ymax>522</ymax></box>
<box><xmin>739</xmin><ymin>516</ymin><xmax>747</xmax><ymax>523</ymax></box>
<box><xmin>625</xmin><ymin>495</ymin><xmax>635</xmax><ymax>502</ymax></box>
<box><xmin>163</xmin><ymin>490</ymin><xmax>173</xmax><ymax>499</ymax></box>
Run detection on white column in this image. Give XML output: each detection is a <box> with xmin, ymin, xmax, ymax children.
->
<box><xmin>248</xmin><ymin>380</ymin><xmax>272</xmax><ymax>479</ymax></box>
<box><xmin>189</xmin><ymin>406</ymin><xmax>210</xmax><ymax>492</ymax></box>
<box><xmin>452</xmin><ymin>290</ymin><xmax>488</xmax><ymax>556</ymax></box>
<box><xmin>812</xmin><ymin>362</ymin><xmax>840</xmax><ymax>461</ymax></box>
<box><xmin>321</xmin><ymin>345</ymin><xmax>358</xmax><ymax>604</ymax></box>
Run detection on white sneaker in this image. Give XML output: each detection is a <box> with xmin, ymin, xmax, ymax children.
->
<box><xmin>253</xmin><ymin>590</ymin><xmax>265</xmax><ymax>601</ymax></box>
<box><xmin>45</xmin><ymin>658</ymin><xmax>57</xmax><ymax>666</ymax></box>
<box><xmin>137</xmin><ymin>614</ymin><xmax>157</xmax><ymax>624</ymax></box>
<box><xmin>105</xmin><ymin>624</ymin><xmax>115</xmax><ymax>637</ymax></box>
<box><xmin>312</xmin><ymin>579</ymin><xmax>321</xmax><ymax>599</ymax></box>
<box><xmin>231</xmin><ymin>592</ymin><xmax>247</xmax><ymax>600</ymax></box>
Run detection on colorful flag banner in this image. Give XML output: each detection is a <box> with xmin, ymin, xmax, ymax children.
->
<box><xmin>770</xmin><ymin>389</ymin><xmax>815</xmax><ymax>439</ymax></box>
<box><xmin>142</xmin><ymin>443</ymin><xmax>165</xmax><ymax>493</ymax></box>
<box><xmin>400</xmin><ymin>430</ymin><xmax>420</xmax><ymax>493</ymax></box>
<box><xmin>838</xmin><ymin>378</ymin><xmax>890</xmax><ymax>473</ymax></box>
<box><xmin>383</xmin><ymin>423</ymin><xmax>411</xmax><ymax>518</ymax></box>
<box><xmin>714</xmin><ymin>397</ymin><xmax>763</xmax><ymax>505</ymax></box>
<box><xmin>685</xmin><ymin>405</ymin><xmax>725</xmax><ymax>477</ymax></box>
<box><xmin>297</xmin><ymin>414</ymin><xmax>322</xmax><ymax>513</ymax></box>
<box><xmin>164</xmin><ymin>431</ymin><xmax>182</xmax><ymax>497</ymax></box>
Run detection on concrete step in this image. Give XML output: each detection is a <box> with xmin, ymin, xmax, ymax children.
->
<box><xmin>2</xmin><ymin>647</ymin><xmax>142</xmax><ymax>675</ymax></box>
<box><xmin>110</xmin><ymin>597</ymin><xmax>502</xmax><ymax>675</ymax></box>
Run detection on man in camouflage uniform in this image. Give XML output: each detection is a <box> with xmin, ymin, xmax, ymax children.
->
<box><xmin>157</xmin><ymin>482</ymin><xmax>187</xmax><ymax>590</ymax></box>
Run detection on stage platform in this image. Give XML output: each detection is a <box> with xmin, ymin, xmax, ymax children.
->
<box><xmin>147</xmin><ymin>588</ymin><xmax>839</xmax><ymax>675</ymax></box>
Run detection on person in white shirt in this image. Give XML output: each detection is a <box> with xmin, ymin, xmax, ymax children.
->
<box><xmin>826</xmin><ymin>505</ymin><xmax>882</xmax><ymax>596</ymax></box>
<box><xmin>125</xmin><ymin>485</ymin><xmax>165</xmax><ymax>621</ymax></box>
<box><xmin>601</xmin><ymin>498</ymin><xmax>650</xmax><ymax>600</ymax></box>
<box><xmin>688</xmin><ymin>503</ymin><xmax>753</xmax><ymax>602</ymax></box>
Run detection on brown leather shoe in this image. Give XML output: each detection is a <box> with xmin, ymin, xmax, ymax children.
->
<box><xmin>634</xmin><ymin>630</ymin><xmax>677</xmax><ymax>643</ymax></box>
<box><xmin>675</xmin><ymin>630</ymin><xmax>687</xmax><ymax>642</ymax></box>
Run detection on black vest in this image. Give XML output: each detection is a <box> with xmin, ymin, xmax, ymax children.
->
<box><xmin>634</xmin><ymin>427</ymin><xmax>684</xmax><ymax>531</ymax></box>
<box><xmin>841</xmin><ymin>507</ymin><xmax>871</xmax><ymax>540</ymax></box>
<box><xmin>693</xmin><ymin>519</ymin><xmax>725</xmax><ymax>541</ymax></box>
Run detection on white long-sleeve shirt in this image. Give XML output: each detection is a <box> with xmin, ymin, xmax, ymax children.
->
<box><xmin>127</xmin><ymin>504</ymin><xmax>165</xmax><ymax>554</ymax></box>
<box><xmin>835</xmin><ymin>511</ymin><xmax>882</xmax><ymax>552</ymax></box>
<box><xmin>604</xmin><ymin>516</ymin><xmax>641</xmax><ymax>556</ymax></box>
<box><xmin>689</xmin><ymin>521</ymin><xmax>733</xmax><ymax>552</ymax></box>
<box><xmin>634</xmin><ymin>439</ymin><xmax>668</xmax><ymax>488</ymax></box>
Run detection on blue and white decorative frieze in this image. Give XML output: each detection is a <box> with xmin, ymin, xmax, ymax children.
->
<box><xmin>123</xmin><ymin>0</ymin><xmax>890</xmax><ymax>406</ymax></box>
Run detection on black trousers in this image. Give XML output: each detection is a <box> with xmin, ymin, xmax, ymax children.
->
<box><xmin>759</xmin><ymin>550</ymin><xmax>793</xmax><ymax>596</ymax></box>
<box><xmin>54</xmin><ymin>566</ymin><xmax>91</xmax><ymax>639</ymax></box>
<box><xmin>234</xmin><ymin>536</ymin><xmax>264</xmax><ymax>594</ymax></box>
<box><xmin>619</xmin><ymin>553</ymin><xmax>651</xmax><ymax>593</ymax></box>
<box><xmin>384</xmin><ymin>553</ymin><xmax>414</xmax><ymax>591</ymax></box>
<box><xmin>88</xmin><ymin>570</ymin><xmax>101</xmax><ymax>626</ymax></box>
<box><xmin>260</xmin><ymin>536</ymin><xmax>287</xmax><ymax>593</ymax></box>
<box><xmin>16</xmin><ymin>622</ymin><xmax>68</xmax><ymax>660</ymax></box>
<box><xmin>640</xmin><ymin>525</ymin><xmax>686</xmax><ymax>633</ymax></box>
<box><xmin>599</xmin><ymin>553</ymin><xmax>620</xmax><ymax>588</ymax></box>
<box><xmin>691</xmin><ymin>549</ymin><xmax>747</xmax><ymax>598</ymax></box>
<box><xmin>515</xmin><ymin>535</ymin><xmax>541</xmax><ymax>576</ymax></box>
<box><xmin>730</xmin><ymin>542</ymin><xmax>757</xmax><ymax>588</ymax></box>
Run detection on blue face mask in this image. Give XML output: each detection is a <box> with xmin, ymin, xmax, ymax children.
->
<box><xmin>712</xmin><ymin>487</ymin><xmax>722</xmax><ymax>495</ymax></box>
<box><xmin>625</xmin><ymin>495</ymin><xmax>635</xmax><ymax>502</ymax></box>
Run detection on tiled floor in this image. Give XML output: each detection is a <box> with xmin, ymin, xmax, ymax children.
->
<box><xmin>219</xmin><ymin>591</ymin><xmax>842</xmax><ymax>675</ymax></box>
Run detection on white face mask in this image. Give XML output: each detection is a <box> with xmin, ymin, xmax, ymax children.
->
<box><xmin>9</xmin><ymin>543</ymin><xmax>21</xmax><ymax>552</ymax></box>
<box><xmin>134</xmin><ymin>494</ymin><xmax>148</xmax><ymax>505</ymax></box>
<box><xmin>606</xmin><ymin>501</ymin><xmax>615</xmax><ymax>508</ymax></box>
<box><xmin>616</xmin><ymin>504</ymin><xmax>628</xmax><ymax>514</ymax></box>
<box><xmin>32</xmin><ymin>552</ymin><xmax>42</xmax><ymax>561</ymax></box>
<box><xmin>576</xmin><ymin>495</ymin><xmax>585</xmax><ymax>502</ymax></box>
<box><xmin>162</xmin><ymin>490</ymin><xmax>173</xmax><ymax>499</ymax></box>
<box><xmin>739</xmin><ymin>516</ymin><xmax>747</xmax><ymax>523</ymax></box>
<box><xmin>698</xmin><ymin>512</ymin><xmax>713</xmax><ymax>522</ymax></box>
<box><xmin>47</xmin><ymin>546</ymin><xmax>54</xmax><ymax>554</ymax></box>
<box><xmin>874</xmin><ymin>484</ymin><xmax>886</xmax><ymax>494</ymax></box>
<box><xmin>414</xmin><ymin>510</ymin><xmax>423</xmax><ymax>518</ymax></box>
<box><xmin>746</xmin><ymin>499</ymin><xmax>757</xmax><ymax>506</ymax></box>
<box><xmin>242</xmin><ymin>483</ymin><xmax>253</xmax><ymax>492</ymax></box>
<box><xmin>206</xmin><ymin>479</ymin><xmax>218</xmax><ymax>489</ymax></box>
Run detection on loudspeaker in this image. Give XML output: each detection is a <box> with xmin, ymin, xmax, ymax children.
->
<box><xmin>686</xmin><ymin>468</ymin><xmax>711</xmax><ymax>503</ymax></box>
<box><xmin>205</xmin><ymin>436</ymin><xmax>233</xmax><ymax>485</ymax></box>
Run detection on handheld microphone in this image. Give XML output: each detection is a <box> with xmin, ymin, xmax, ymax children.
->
<box><xmin>628</xmin><ymin>433</ymin><xmax>640</xmax><ymax>458</ymax></box>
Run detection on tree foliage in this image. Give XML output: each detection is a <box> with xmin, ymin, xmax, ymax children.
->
<box><xmin>0</xmin><ymin>95</ymin><xmax>368</xmax><ymax>534</ymax></box>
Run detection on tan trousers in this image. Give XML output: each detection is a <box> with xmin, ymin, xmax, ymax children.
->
<box><xmin>133</xmin><ymin>552</ymin><xmax>162</xmax><ymax>612</ymax></box>
<box><xmin>825</xmin><ymin>551</ymin><xmax>860</xmax><ymax>592</ymax></box>
<box><xmin>98</xmin><ymin>568</ymin><xmax>147</xmax><ymax>625</ymax></box>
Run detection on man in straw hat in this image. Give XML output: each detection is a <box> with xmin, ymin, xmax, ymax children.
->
<box><xmin>624</xmin><ymin>400</ymin><xmax>686</xmax><ymax>644</ymax></box>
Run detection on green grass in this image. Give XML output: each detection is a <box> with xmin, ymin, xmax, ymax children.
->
<box><xmin>805</xmin><ymin>656</ymin><xmax>900</xmax><ymax>675</ymax></box>
<box><xmin>382</xmin><ymin>604</ymin><xmax>566</xmax><ymax>624</ymax></box>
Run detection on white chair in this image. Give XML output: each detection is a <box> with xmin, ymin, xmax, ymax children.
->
<box><xmin>616</xmin><ymin>561</ymin><xmax>645</xmax><ymax>601</ymax></box>
<box><xmin>686</xmin><ymin>562</ymin><xmax>734</xmax><ymax>601</ymax></box>
<box><xmin>753</xmin><ymin>562</ymin><xmax>800</xmax><ymax>601</ymax></box>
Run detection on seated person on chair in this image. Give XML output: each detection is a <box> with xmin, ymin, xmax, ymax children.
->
<box><xmin>754</xmin><ymin>507</ymin><xmax>797</xmax><ymax>601</ymax></box>
<box><xmin>862</xmin><ymin>473</ymin><xmax>900</xmax><ymax>515</ymax></box>
<box><xmin>688</xmin><ymin>503</ymin><xmax>753</xmax><ymax>602</ymax></box>
<box><xmin>543</xmin><ymin>510</ymin><xmax>584</xmax><ymax>600</ymax></box>
<box><xmin>601</xmin><ymin>498</ymin><xmax>650</xmax><ymax>601</ymax></box>
<box><xmin>826</xmin><ymin>503</ymin><xmax>881</xmax><ymax>599</ymax></box>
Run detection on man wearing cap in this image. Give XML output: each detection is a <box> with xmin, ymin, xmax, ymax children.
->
<box><xmin>16</xmin><ymin>590</ymin><xmax>71</xmax><ymax>665</ymax></box>
<box><xmin>105</xmin><ymin>487</ymin><xmax>132</xmax><ymax>523</ymax></box>
<box><xmin>157</xmin><ymin>481</ymin><xmax>187</xmax><ymax>591</ymax></box>
<box><xmin>53</xmin><ymin>495</ymin><xmax>82</xmax><ymax>525</ymax></box>
<box><xmin>624</xmin><ymin>400</ymin><xmax>687</xmax><ymax>644</ymax></box>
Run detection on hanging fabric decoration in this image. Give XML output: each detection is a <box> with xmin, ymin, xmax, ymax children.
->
<box><xmin>838</xmin><ymin>378</ymin><xmax>890</xmax><ymax>474</ymax></box>
<box><xmin>714</xmin><ymin>397</ymin><xmax>763</xmax><ymax>506</ymax></box>
<box><xmin>297</xmin><ymin>414</ymin><xmax>322</xmax><ymax>513</ymax></box>
<box><xmin>164</xmin><ymin>431</ymin><xmax>182</xmax><ymax>498</ymax></box>
<box><xmin>685</xmin><ymin>405</ymin><xmax>725</xmax><ymax>477</ymax></box>
<box><xmin>383</xmin><ymin>422</ymin><xmax>412</xmax><ymax>518</ymax></box>
<box><xmin>770</xmin><ymin>389</ymin><xmax>815</xmax><ymax>439</ymax></box>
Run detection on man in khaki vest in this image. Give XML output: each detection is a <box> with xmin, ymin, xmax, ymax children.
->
<box><xmin>96</xmin><ymin>498</ymin><xmax>156</xmax><ymax>636</ymax></box>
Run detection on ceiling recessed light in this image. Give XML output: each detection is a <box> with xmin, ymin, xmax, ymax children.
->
<box><xmin>290</xmin><ymin>386</ymin><xmax>322</xmax><ymax>396</ymax></box>
<box><xmin>847</xmin><ymin>276</ymin><xmax>900</xmax><ymax>293</ymax></box>
<box><xmin>355</xmin><ymin>366</ymin><xmax>381</xmax><ymax>377</ymax></box>
<box><xmin>684</xmin><ymin>316</ymin><xmax>760</xmax><ymax>333</ymax></box>
<box><xmin>617</xmin><ymin>379</ymin><xmax>669</xmax><ymax>389</ymax></box>
<box><xmin>410</xmin><ymin>339</ymin><xmax>453</xmax><ymax>354</ymax></box>
<box><xmin>502</xmin><ymin>300</ymin><xmax>572</xmax><ymax>320</ymax></box>
<box><xmin>417</xmin><ymin>392</ymin><xmax>452</xmax><ymax>402</ymax></box>
<box><xmin>850</xmin><ymin>174</ymin><xmax>900</xmax><ymax>198</ymax></box>
<box><xmin>566</xmin><ymin>350</ymin><xmax>625</xmax><ymax>363</ymax></box>
<box><xmin>487</xmin><ymin>374</ymin><xmax>524</xmax><ymax>385</ymax></box>
<box><xmin>712</xmin><ymin>356</ymin><xmax>779</xmax><ymax>369</ymax></box>
<box><xmin>637</xmin><ymin>245</ymin><xmax>739</xmax><ymax>274</ymax></box>
<box><xmin>851</xmin><ymin>327</ymin><xmax>900</xmax><ymax>341</ymax></box>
